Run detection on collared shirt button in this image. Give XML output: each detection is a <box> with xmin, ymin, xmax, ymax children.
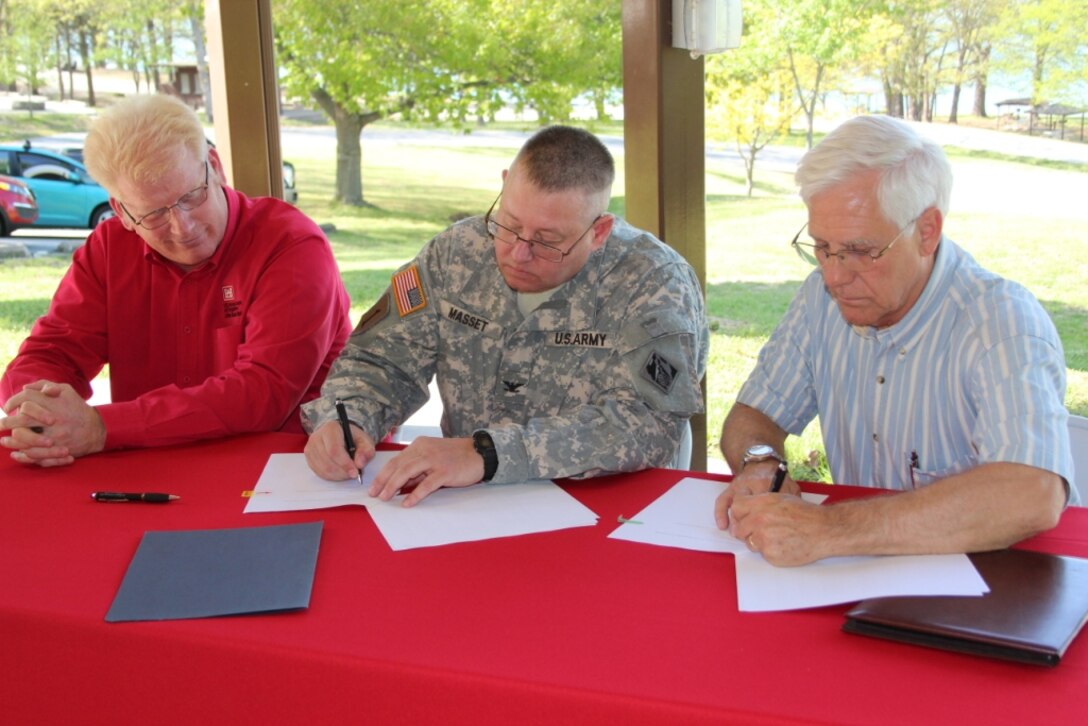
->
<box><xmin>872</xmin><ymin>433</ymin><xmax>879</xmax><ymax>442</ymax></box>
<box><xmin>898</xmin><ymin>348</ymin><xmax>907</xmax><ymax>356</ymax></box>
<box><xmin>876</xmin><ymin>375</ymin><xmax>885</xmax><ymax>384</ymax></box>
<box><xmin>183</xmin><ymin>326</ymin><xmax>192</xmax><ymax>334</ymax></box>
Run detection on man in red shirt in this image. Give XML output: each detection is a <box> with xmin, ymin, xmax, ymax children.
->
<box><xmin>0</xmin><ymin>94</ymin><xmax>352</xmax><ymax>467</ymax></box>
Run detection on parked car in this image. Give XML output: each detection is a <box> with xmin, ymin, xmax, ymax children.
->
<box><xmin>0</xmin><ymin>143</ymin><xmax>112</xmax><ymax>229</ymax></box>
<box><xmin>0</xmin><ymin>173</ymin><xmax>39</xmax><ymax>235</ymax></box>
<box><xmin>49</xmin><ymin>139</ymin><xmax>298</xmax><ymax>205</ymax></box>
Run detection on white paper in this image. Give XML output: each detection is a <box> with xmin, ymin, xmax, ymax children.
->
<box><xmin>245</xmin><ymin>452</ymin><xmax>598</xmax><ymax>550</ymax></box>
<box><xmin>607</xmin><ymin>476</ymin><xmax>987</xmax><ymax>612</ymax></box>
<box><xmin>244</xmin><ymin>452</ymin><xmax>377</xmax><ymax>513</ymax></box>
<box><xmin>608</xmin><ymin>476</ymin><xmax>827</xmax><ymax>553</ymax></box>
<box><xmin>365</xmin><ymin>480</ymin><xmax>598</xmax><ymax>551</ymax></box>
<box><xmin>734</xmin><ymin>551</ymin><xmax>988</xmax><ymax>612</ymax></box>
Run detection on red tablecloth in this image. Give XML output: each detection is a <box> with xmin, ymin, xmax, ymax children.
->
<box><xmin>2</xmin><ymin>432</ymin><xmax>1086</xmax><ymax>725</ymax></box>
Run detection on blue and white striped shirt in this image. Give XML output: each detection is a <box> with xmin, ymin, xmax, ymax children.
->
<box><xmin>737</xmin><ymin>238</ymin><xmax>1075</xmax><ymax>501</ymax></box>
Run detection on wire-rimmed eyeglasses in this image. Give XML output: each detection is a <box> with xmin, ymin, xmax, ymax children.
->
<box><xmin>791</xmin><ymin>215</ymin><xmax>920</xmax><ymax>271</ymax></box>
<box><xmin>119</xmin><ymin>160</ymin><xmax>210</xmax><ymax>230</ymax></box>
<box><xmin>484</xmin><ymin>193</ymin><xmax>601</xmax><ymax>263</ymax></box>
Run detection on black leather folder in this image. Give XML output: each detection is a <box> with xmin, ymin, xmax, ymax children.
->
<box><xmin>843</xmin><ymin>549</ymin><xmax>1088</xmax><ymax>666</ymax></box>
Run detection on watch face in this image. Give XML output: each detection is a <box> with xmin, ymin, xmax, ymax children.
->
<box><xmin>747</xmin><ymin>444</ymin><xmax>774</xmax><ymax>457</ymax></box>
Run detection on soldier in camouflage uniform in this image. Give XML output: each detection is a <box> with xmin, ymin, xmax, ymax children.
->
<box><xmin>303</xmin><ymin>126</ymin><xmax>708</xmax><ymax>505</ymax></box>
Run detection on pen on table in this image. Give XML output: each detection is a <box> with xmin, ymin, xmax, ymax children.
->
<box><xmin>335</xmin><ymin>398</ymin><xmax>363</xmax><ymax>485</ymax></box>
<box><xmin>91</xmin><ymin>492</ymin><xmax>180</xmax><ymax>503</ymax></box>
<box><xmin>769</xmin><ymin>461</ymin><xmax>788</xmax><ymax>493</ymax></box>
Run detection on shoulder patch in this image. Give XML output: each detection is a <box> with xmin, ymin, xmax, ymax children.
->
<box><xmin>352</xmin><ymin>293</ymin><xmax>390</xmax><ymax>336</ymax></box>
<box><xmin>392</xmin><ymin>265</ymin><xmax>427</xmax><ymax>316</ymax></box>
<box><xmin>642</xmin><ymin>350</ymin><xmax>678</xmax><ymax>394</ymax></box>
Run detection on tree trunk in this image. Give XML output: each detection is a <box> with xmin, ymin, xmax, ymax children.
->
<box><xmin>55</xmin><ymin>32</ymin><xmax>65</xmax><ymax>101</ymax></box>
<box><xmin>312</xmin><ymin>87</ymin><xmax>380</xmax><ymax>206</ymax></box>
<box><xmin>188</xmin><ymin>4</ymin><xmax>213</xmax><ymax>119</ymax></box>
<box><xmin>147</xmin><ymin>20</ymin><xmax>162</xmax><ymax>91</ymax></box>
<box><xmin>738</xmin><ymin>143</ymin><xmax>756</xmax><ymax>198</ymax></box>
<box><xmin>65</xmin><ymin>26</ymin><xmax>75</xmax><ymax>97</ymax></box>
<box><xmin>948</xmin><ymin>83</ymin><xmax>961</xmax><ymax>124</ymax></box>
<box><xmin>972</xmin><ymin>46</ymin><xmax>990</xmax><ymax>118</ymax></box>
<box><xmin>79</xmin><ymin>31</ymin><xmax>96</xmax><ymax>107</ymax></box>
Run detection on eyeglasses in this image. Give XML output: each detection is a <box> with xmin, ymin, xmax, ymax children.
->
<box><xmin>484</xmin><ymin>193</ymin><xmax>601</xmax><ymax>263</ymax></box>
<box><xmin>119</xmin><ymin>161</ymin><xmax>210</xmax><ymax>230</ymax></box>
<box><xmin>791</xmin><ymin>215</ymin><xmax>920</xmax><ymax>271</ymax></box>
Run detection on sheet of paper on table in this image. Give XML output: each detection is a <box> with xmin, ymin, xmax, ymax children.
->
<box><xmin>245</xmin><ymin>452</ymin><xmax>598</xmax><ymax>550</ymax></box>
<box><xmin>608</xmin><ymin>476</ymin><xmax>988</xmax><ymax>612</ymax></box>
<box><xmin>608</xmin><ymin>476</ymin><xmax>828</xmax><ymax>554</ymax></box>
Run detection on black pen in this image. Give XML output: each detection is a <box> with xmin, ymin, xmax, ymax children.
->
<box><xmin>91</xmin><ymin>492</ymin><xmax>179</xmax><ymax>503</ymax></box>
<box><xmin>770</xmin><ymin>461</ymin><xmax>788</xmax><ymax>493</ymax></box>
<box><xmin>335</xmin><ymin>398</ymin><xmax>363</xmax><ymax>485</ymax></box>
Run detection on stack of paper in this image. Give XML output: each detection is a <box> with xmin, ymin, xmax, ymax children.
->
<box><xmin>246</xmin><ymin>452</ymin><xmax>598</xmax><ymax>550</ymax></box>
<box><xmin>609</xmin><ymin>477</ymin><xmax>988</xmax><ymax>612</ymax></box>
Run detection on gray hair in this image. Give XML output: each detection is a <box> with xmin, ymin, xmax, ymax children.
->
<box><xmin>795</xmin><ymin>115</ymin><xmax>952</xmax><ymax>229</ymax></box>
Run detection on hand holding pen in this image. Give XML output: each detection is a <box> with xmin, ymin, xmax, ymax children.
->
<box><xmin>335</xmin><ymin>399</ymin><xmax>364</xmax><ymax>485</ymax></box>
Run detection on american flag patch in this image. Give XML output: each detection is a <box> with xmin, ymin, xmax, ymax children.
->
<box><xmin>392</xmin><ymin>265</ymin><xmax>427</xmax><ymax>316</ymax></box>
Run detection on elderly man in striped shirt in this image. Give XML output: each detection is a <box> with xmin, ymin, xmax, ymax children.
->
<box><xmin>716</xmin><ymin>115</ymin><xmax>1074</xmax><ymax>566</ymax></box>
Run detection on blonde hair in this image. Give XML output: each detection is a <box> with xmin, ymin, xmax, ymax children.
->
<box><xmin>84</xmin><ymin>94</ymin><xmax>207</xmax><ymax>197</ymax></box>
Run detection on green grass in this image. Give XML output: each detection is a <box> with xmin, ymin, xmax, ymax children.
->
<box><xmin>0</xmin><ymin>111</ymin><xmax>91</xmax><ymax>140</ymax></box>
<box><xmin>2</xmin><ymin>118</ymin><xmax>1086</xmax><ymax>478</ymax></box>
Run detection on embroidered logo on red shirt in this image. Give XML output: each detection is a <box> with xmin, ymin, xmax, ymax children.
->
<box><xmin>222</xmin><ymin>286</ymin><xmax>235</xmax><ymax>301</ymax></box>
<box><xmin>392</xmin><ymin>265</ymin><xmax>427</xmax><ymax>317</ymax></box>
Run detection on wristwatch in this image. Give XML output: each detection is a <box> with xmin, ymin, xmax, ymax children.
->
<box><xmin>742</xmin><ymin>444</ymin><xmax>785</xmax><ymax>469</ymax></box>
<box><xmin>472</xmin><ymin>430</ymin><xmax>499</xmax><ymax>482</ymax></box>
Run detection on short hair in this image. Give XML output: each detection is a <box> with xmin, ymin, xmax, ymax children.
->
<box><xmin>512</xmin><ymin>125</ymin><xmax>615</xmax><ymax>196</ymax></box>
<box><xmin>795</xmin><ymin>115</ymin><xmax>952</xmax><ymax>229</ymax></box>
<box><xmin>84</xmin><ymin>94</ymin><xmax>208</xmax><ymax>197</ymax></box>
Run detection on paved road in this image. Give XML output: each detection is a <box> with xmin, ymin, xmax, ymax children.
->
<box><xmin>4</xmin><ymin>118</ymin><xmax>1085</xmax><ymax>258</ymax></box>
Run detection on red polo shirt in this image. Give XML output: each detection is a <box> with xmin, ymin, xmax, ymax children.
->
<box><xmin>0</xmin><ymin>186</ymin><xmax>352</xmax><ymax>449</ymax></box>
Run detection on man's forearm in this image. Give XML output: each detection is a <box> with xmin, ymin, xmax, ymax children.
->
<box><xmin>720</xmin><ymin>402</ymin><xmax>788</xmax><ymax>472</ymax></box>
<box><xmin>817</xmin><ymin>462</ymin><xmax>1065</xmax><ymax>558</ymax></box>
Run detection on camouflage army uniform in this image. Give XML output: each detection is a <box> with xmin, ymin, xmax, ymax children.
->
<box><xmin>302</xmin><ymin>215</ymin><xmax>708</xmax><ymax>484</ymax></box>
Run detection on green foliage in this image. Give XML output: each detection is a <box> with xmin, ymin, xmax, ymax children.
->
<box><xmin>0</xmin><ymin>0</ymin><xmax>56</xmax><ymax>93</ymax></box>
<box><xmin>272</xmin><ymin>0</ymin><xmax>621</xmax><ymax>204</ymax></box>
<box><xmin>993</xmin><ymin>0</ymin><xmax>1088</xmax><ymax>105</ymax></box>
<box><xmin>705</xmin><ymin>1</ymin><xmax>796</xmax><ymax>196</ymax></box>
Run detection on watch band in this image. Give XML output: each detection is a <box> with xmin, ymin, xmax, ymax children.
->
<box><xmin>742</xmin><ymin>444</ymin><xmax>785</xmax><ymax>469</ymax></box>
<box><xmin>473</xmin><ymin>430</ymin><xmax>499</xmax><ymax>482</ymax></box>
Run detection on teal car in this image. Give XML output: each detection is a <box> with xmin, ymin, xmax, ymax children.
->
<box><xmin>0</xmin><ymin>143</ymin><xmax>113</xmax><ymax>229</ymax></box>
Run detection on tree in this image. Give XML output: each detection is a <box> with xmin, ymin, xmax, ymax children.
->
<box><xmin>183</xmin><ymin>0</ymin><xmax>212</xmax><ymax>117</ymax></box>
<box><xmin>775</xmin><ymin>0</ymin><xmax>874</xmax><ymax>148</ymax></box>
<box><xmin>705</xmin><ymin>0</ymin><xmax>796</xmax><ymax>197</ymax></box>
<box><xmin>859</xmin><ymin>0</ymin><xmax>960</xmax><ymax>121</ymax></box>
<box><xmin>943</xmin><ymin>0</ymin><xmax>1004</xmax><ymax>123</ymax></box>
<box><xmin>275</xmin><ymin>1</ymin><xmax>484</xmax><ymax>206</ymax></box>
<box><xmin>98</xmin><ymin>0</ymin><xmax>183</xmax><ymax>96</ymax></box>
<box><xmin>3</xmin><ymin>0</ymin><xmax>55</xmax><ymax>100</ymax></box>
<box><xmin>273</xmin><ymin>0</ymin><xmax>621</xmax><ymax>206</ymax></box>
<box><xmin>487</xmin><ymin>0</ymin><xmax>621</xmax><ymax>124</ymax></box>
<box><xmin>993</xmin><ymin>0</ymin><xmax>1088</xmax><ymax>106</ymax></box>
